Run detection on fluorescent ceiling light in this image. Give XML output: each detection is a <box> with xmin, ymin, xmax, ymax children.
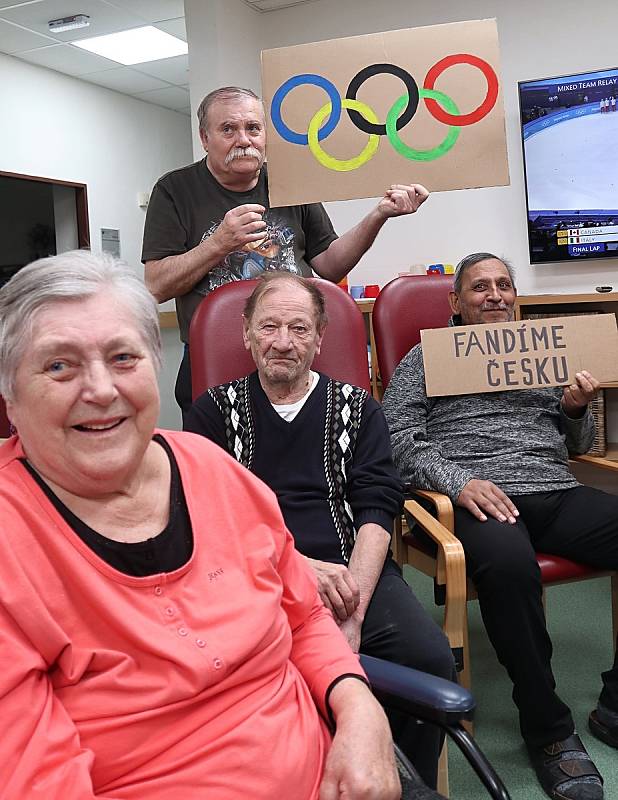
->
<box><xmin>73</xmin><ymin>26</ymin><xmax>187</xmax><ymax>65</ymax></box>
<box><xmin>49</xmin><ymin>14</ymin><xmax>90</xmax><ymax>33</ymax></box>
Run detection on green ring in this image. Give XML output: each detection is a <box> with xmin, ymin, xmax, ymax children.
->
<box><xmin>386</xmin><ymin>88</ymin><xmax>460</xmax><ymax>161</ymax></box>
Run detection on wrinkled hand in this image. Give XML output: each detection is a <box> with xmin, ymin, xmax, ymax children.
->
<box><xmin>561</xmin><ymin>371</ymin><xmax>600</xmax><ymax>418</ymax></box>
<box><xmin>457</xmin><ymin>479</ymin><xmax>519</xmax><ymax>524</ymax></box>
<box><xmin>338</xmin><ymin>614</ymin><xmax>362</xmax><ymax>653</ymax></box>
<box><xmin>376</xmin><ymin>183</ymin><xmax>429</xmax><ymax>219</ymax></box>
<box><xmin>307</xmin><ymin>558</ymin><xmax>360</xmax><ymax>622</ymax></box>
<box><xmin>209</xmin><ymin>203</ymin><xmax>267</xmax><ymax>255</ymax></box>
<box><xmin>319</xmin><ymin>681</ymin><xmax>400</xmax><ymax>800</ymax></box>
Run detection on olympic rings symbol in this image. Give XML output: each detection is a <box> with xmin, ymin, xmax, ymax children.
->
<box><xmin>270</xmin><ymin>55</ymin><xmax>499</xmax><ymax>171</ymax></box>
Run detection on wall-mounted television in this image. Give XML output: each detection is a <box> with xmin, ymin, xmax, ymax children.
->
<box><xmin>518</xmin><ymin>66</ymin><xmax>618</xmax><ymax>264</ymax></box>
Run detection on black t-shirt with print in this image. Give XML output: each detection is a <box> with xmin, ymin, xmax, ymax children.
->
<box><xmin>141</xmin><ymin>160</ymin><xmax>338</xmax><ymax>341</ymax></box>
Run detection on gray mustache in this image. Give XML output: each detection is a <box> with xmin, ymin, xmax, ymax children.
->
<box><xmin>224</xmin><ymin>147</ymin><xmax>262</xmax><ymax>165</ymax></box>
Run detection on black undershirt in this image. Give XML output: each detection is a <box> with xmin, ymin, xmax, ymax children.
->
<box><xmin>21</xmin><ymin>434</ymin><xmax>193</xmax><ymax>577</ymax></box>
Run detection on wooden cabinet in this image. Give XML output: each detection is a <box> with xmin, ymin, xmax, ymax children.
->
<box><xmin>355</xmin><ymin>298</ymin><xmax>380</xmax><ymax>399</ymax></box>
<box><xmin>515</xmin><ymin>292</ymin><xmax>618</xmax><ymax>473</ymax></box>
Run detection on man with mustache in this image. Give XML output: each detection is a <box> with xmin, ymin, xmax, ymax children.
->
<box><xmin>142</xmin><ymin>86</ymin><xmax>428</xmax><ymax>419</ymax></box>
<box><xmin>382</xmin><ymin>252</ymin><xmax>618</xmax><ymax>800</ymax></box>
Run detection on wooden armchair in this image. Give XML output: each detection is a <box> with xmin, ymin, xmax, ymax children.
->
<box><xmin>397</xmin><ymin>489</ymin><xmax>618</xmax><ymax>692</ymax></box>
<box><xmin>373</xmin><ymin>275</ymin><xmax>618</xmax><ymax>692</ymax></box>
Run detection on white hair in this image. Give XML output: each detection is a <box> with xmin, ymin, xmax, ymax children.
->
<box><xmin>0</xmin><ymin>250</ymin><xmax>161</xmax><ymax>401</ymax></box>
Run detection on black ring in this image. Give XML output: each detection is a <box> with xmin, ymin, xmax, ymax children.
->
<box><xmin>345</xmin><ymin>63</ymin><xmax>419</xmax><ymax>135</ymax></box>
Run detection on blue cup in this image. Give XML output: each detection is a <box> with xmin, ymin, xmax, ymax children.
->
<box><xmin>350</xmin><ymin>285</ymin><xmax>365</xmax><ymax>299</ymax></box>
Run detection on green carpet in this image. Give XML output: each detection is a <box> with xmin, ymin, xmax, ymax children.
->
<box><xmin>404</xmin><ymin>567</ymin><xmax>617</xmax><ymax>799</ymax></box>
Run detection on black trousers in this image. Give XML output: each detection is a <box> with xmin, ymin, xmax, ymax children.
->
<box><xmin>360</xmin><ymin>558</ymin><xmax>456</xmax><ymax>788</ymax></box>
<box><xmin>453</xmin><ymin>485</ymin><xmax>618</xmax><ymax>747</ymax></box>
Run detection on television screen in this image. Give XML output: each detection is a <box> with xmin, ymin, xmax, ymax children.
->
<box><xmin>518</xmin><ymin>66</ymin><xmax>618</xmax><ymax>264</ymax></box>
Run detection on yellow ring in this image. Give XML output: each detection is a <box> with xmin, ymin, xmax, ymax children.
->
<box><xmin>307</xmin><ymin>98</ymin><xmax>380</xmax><ymax>171</ymax></box>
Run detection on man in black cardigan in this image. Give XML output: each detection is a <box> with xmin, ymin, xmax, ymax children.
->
<box><xmin>184</xmin><ymin>272</ymin><xmax>454</xmax><ymax>789</ymax></box>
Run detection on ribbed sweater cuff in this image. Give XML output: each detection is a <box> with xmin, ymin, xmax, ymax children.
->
<box><xmin>353</xmin><ymin>509</ymin><xmax>394</xmax><ymax>534</ymax></box>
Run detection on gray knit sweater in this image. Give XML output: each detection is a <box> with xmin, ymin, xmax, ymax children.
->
<box><xmin>382</xmin><ymin>343</ymin><xmax>595</xmax><ymax>502</ymax></box>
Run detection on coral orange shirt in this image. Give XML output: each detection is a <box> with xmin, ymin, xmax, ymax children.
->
<box><xmin>0</xmin><ymin>431</ymin><xmax>364</xmax><ymax>799</ymax></box>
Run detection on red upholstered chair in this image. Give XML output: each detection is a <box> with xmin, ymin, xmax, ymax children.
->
<box><xmin>372</xmin><ymin>275</ymin><xmax>618</xmax><ymax>692</ymax></box>
<box><xmin>189</xmin><ymin>277</ymin><xmax>370</xmax><ymax>398</ymax></box>
<box><xmin>373</xmin><ymin>274</ymin><xmax>454</xmax><ymax>389</ymax></box>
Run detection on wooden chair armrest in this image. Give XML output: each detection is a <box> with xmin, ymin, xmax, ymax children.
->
<box><xmin>410</xmin><ymin>489</ymin><xmax>455</xmax><ymax>534</ymax></box>
<box><xmin>404</xmin><ymin>497</ymin><xmax>468</xmax><ymax>653</ymax></box>
<box><xmin>403</xmin><ymin>498</ymin><xmax>462</xmax><ymax>565</ymax></box>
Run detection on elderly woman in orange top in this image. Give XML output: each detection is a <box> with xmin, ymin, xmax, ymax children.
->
<box><xmin>0</xmin><ymin>250</ymin><xmax>399</xmax><ymax>800</ymax></box>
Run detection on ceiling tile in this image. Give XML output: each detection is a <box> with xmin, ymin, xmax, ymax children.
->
<box><xmin>1</xmin><ymin>0</ymin><xmax>146</xmax><ymax>42</ymax></box>
<box><xmin>17</xmin><ymin>43</ymin><xmax>118</xmax><ymax>75</ymax></box>
<box><xmin>154</xmin><ymin>16</ymin><xmax>186</xmax><ymax>42</ymax></box>
<box><xmin>102</xmin><ymin>0</ymin><xmax>185</xmax><ymax>23</ymax></box>
<box><xmin>83</xmin><ymin>66</ymin><xmax>170</xmax><ymax>93</ymax></box>
<box><xmin>0</xmin><ymin>19</ymin><xmax>58</xmax><ymax>53</ymax></box>
<box><xmin>133</xmin><ymin>53</ymin><xmax>188</xmax><ymax>85</ymax></box>
<box><xmin>134</xmin><ymin>85</ymin><xmax>189</xmax><ymax>110</ymax></box>
<box><xmin>0</xmin><ymin>1</ymin><xmax>193</xmax><ymax>115</ymax></box>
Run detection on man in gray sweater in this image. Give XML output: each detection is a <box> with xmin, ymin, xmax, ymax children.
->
<box><xmin>382</xmin><ymin>252</ymin><xmax>618</xmax><ymax>800</ymax></box>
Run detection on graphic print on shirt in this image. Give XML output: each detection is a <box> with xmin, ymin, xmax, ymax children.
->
<box><xmin>195</xmin><ymin>212</ymin><xmax>300</xmax><ymax>296</ymax></box>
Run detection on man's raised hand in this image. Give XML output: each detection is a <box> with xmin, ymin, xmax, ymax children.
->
<box><xmin>377</xmin><ymin>183</ymin><xmax>429</xmax><ymax>219</ymax></box>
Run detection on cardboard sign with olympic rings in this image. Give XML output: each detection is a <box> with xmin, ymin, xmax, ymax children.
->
<box><xmin>261</xmin><ymin>18</ymin><xmax>509</xmax><ymax>206</ymax></box>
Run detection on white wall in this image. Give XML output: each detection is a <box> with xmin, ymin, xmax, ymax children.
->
<box><xmin>0</xmin><ymin>53</ymin><xmax>191</xmax><ymax>278</ymax></box>
<box><xmin>0</xmin><ymin>53</ymin><xmax>191</xmax><ymax>429</ymax></box>
<box><xmin>185</xmin><ymin>0</ymin><xmax>618</xmax><ymax>296</ymax></box>
<box><xmin>185</xmin><ymin>0</ymin><xmax>263</xmax><ymax>155</ymax></box>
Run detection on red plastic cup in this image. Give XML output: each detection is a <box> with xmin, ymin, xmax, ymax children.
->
<box><xmin>364</xmin><ymin>284</ymin><xmax>380</xmax><ymax>298</ymax></box>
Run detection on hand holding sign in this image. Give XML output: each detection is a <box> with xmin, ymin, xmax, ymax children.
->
<box><xmin>377</xmin><ymin>183</ymin><xmax>429</xmax><ymax>219</ymax></box>
<box><xmin>561</xmin><ymin>370</ymin><xmax>601</xmax><ymax>418</ymax></box>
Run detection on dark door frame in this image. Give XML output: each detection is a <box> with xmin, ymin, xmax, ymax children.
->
<box><xmin>0</xmin><ymin>170</ymin><xmax>90</xmax><ymax>249</ymax></box>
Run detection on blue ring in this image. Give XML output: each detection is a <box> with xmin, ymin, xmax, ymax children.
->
<box><xmin>271</xmin><ymin>74</ymin><xmax>341</xmax><ymax>145</ymax></box>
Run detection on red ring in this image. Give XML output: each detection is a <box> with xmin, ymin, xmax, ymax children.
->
<box><xmin>423</xmin><ymin>54</ymin><xmax>498</xmax><ymax>126</ymax></box>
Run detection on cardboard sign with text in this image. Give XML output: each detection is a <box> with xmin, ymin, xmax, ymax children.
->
<box><xmin>421</xmin><ymin>314</ymin><xmax>618</xmax><ymax>397</ymax></box>
<box><xmin>261</xmin><ymin>18</ymin><xmax>509</xmax><ymax>206</ymax></box>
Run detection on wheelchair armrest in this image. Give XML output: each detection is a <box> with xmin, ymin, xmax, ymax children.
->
<box><xmin>360</xmin><ymin>654</ymin><xmax>474</xmax><ymax>727</ymax></box>
<box><xmin>361</xmin><ymin>655</ymin><xmax>512</xmax><ymax>800</ymax></box>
